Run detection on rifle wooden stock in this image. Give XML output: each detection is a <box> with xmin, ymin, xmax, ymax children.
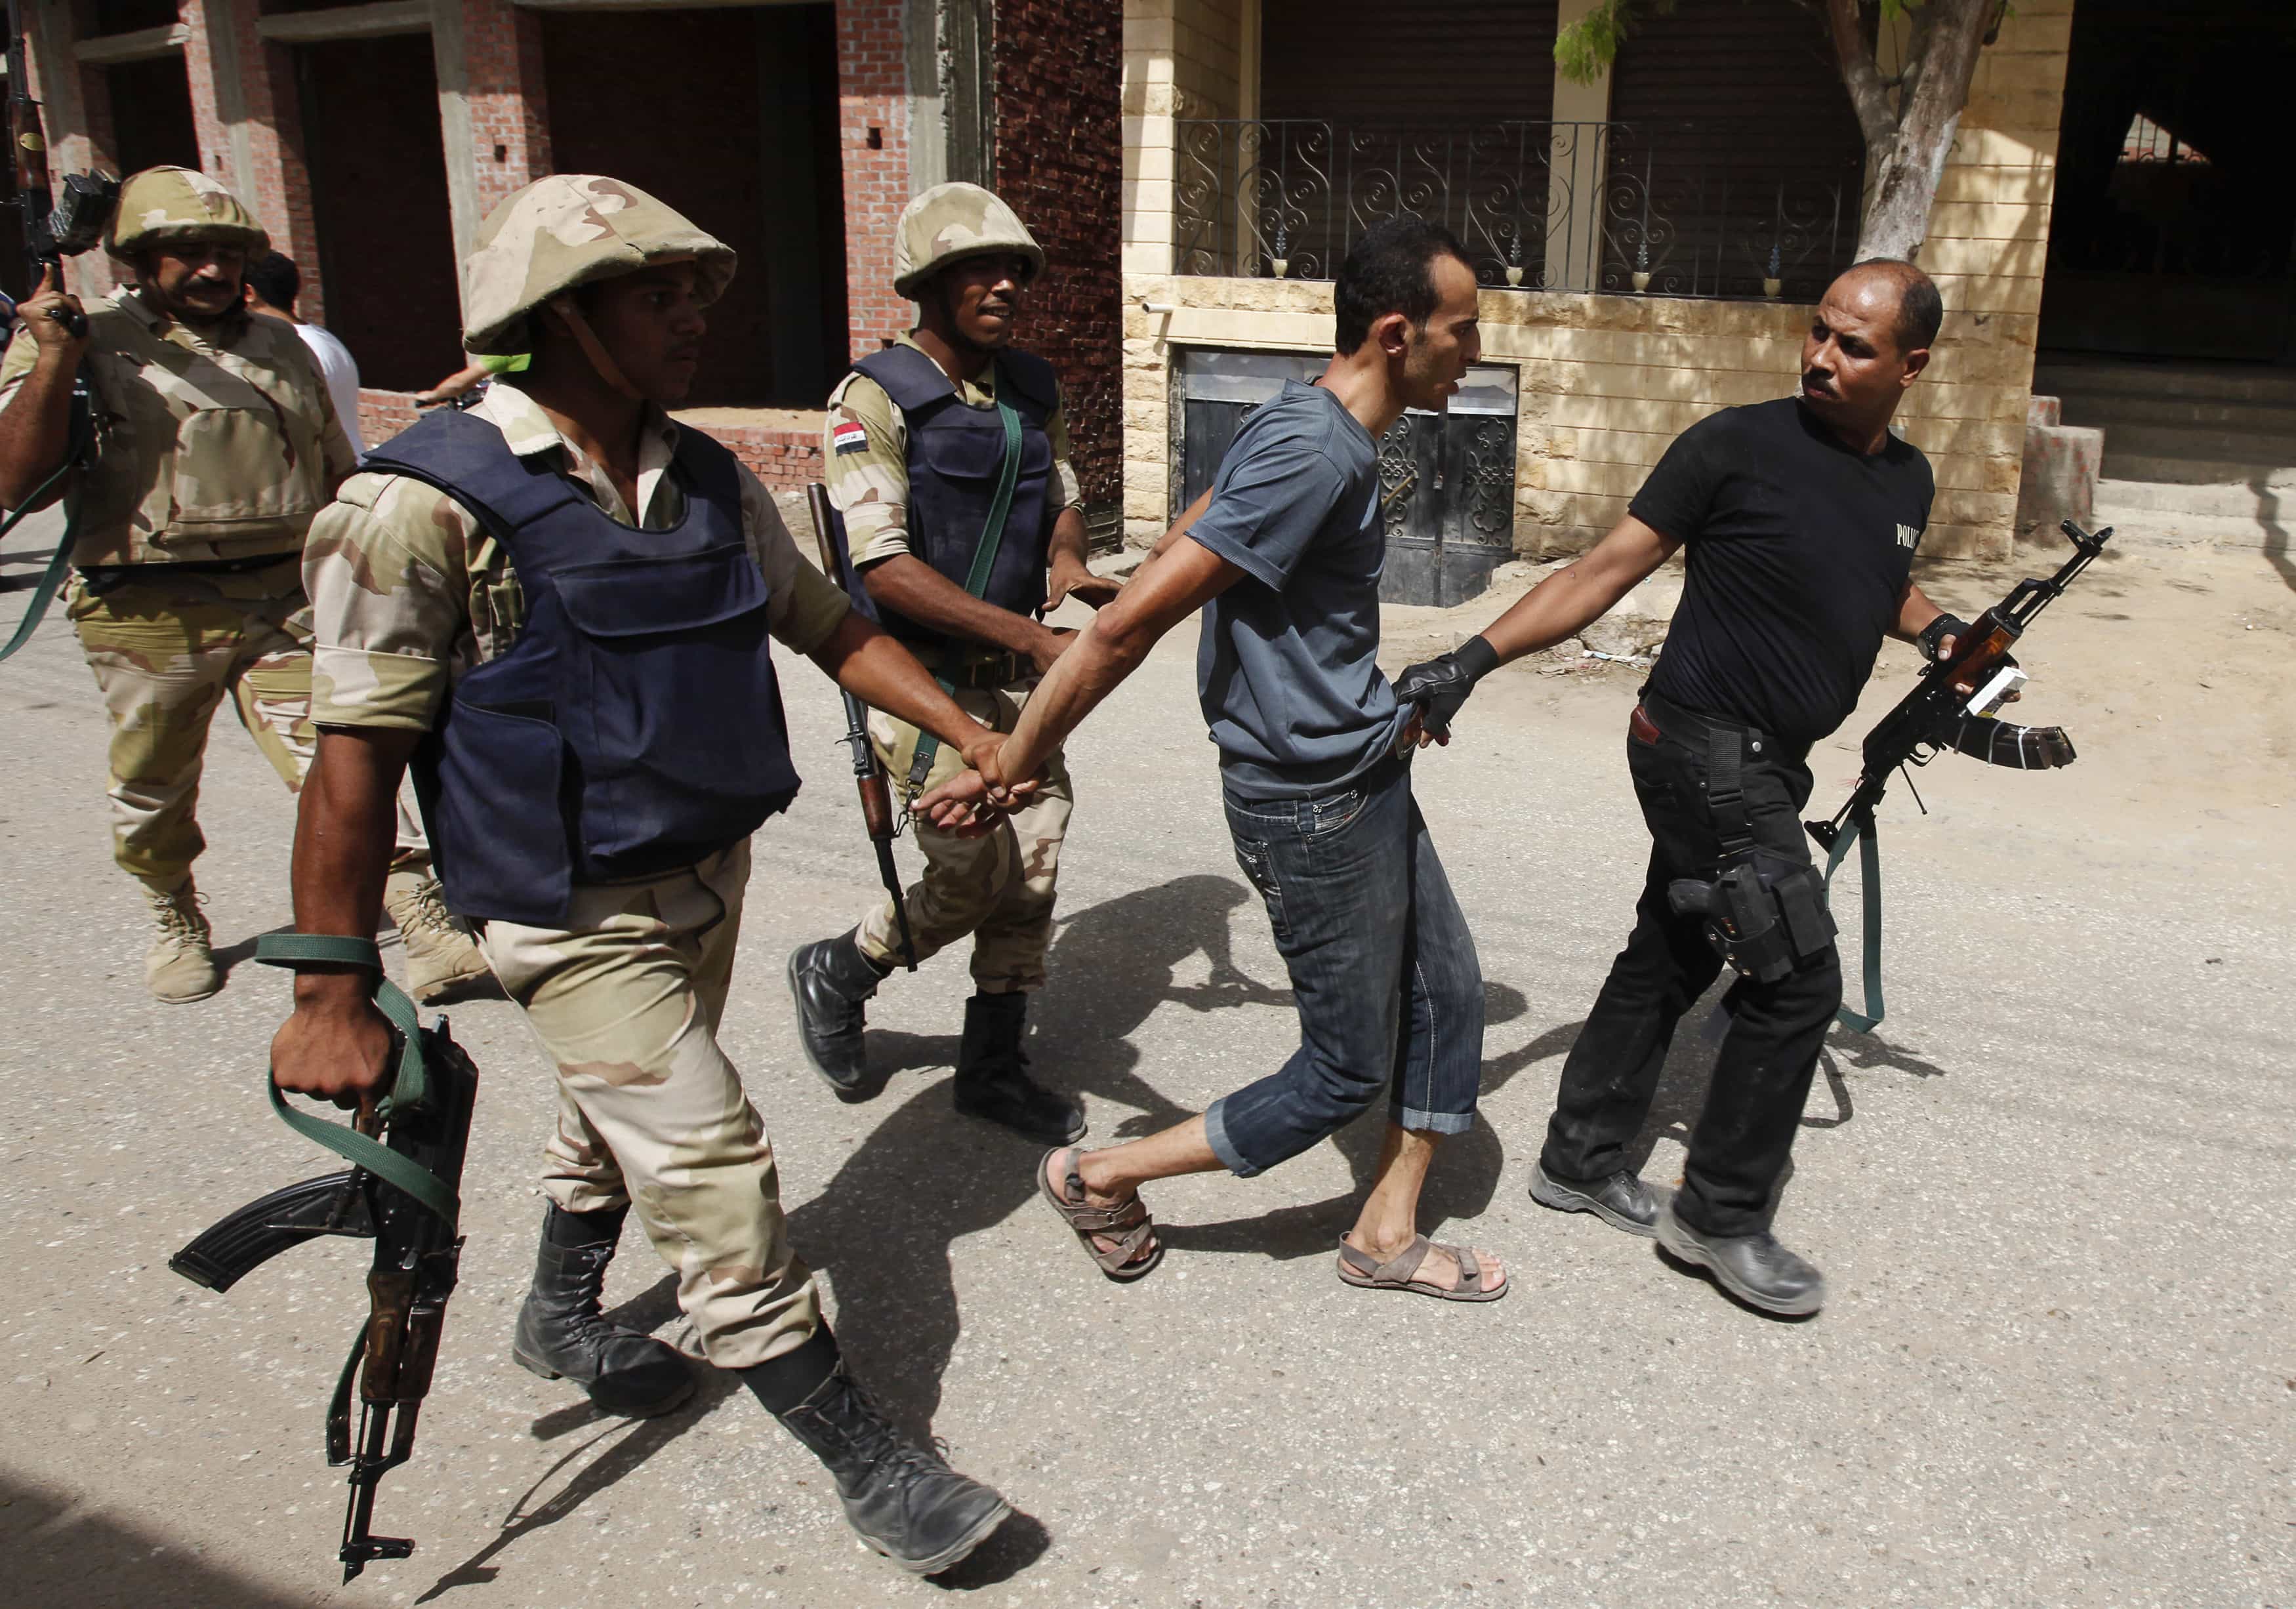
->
<box><xmin>855</xmin><ymin>749</ymin><xmax>895</xmax><ymax>840</ymax></box>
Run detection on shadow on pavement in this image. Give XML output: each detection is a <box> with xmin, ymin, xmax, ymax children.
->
<box><xmin>1154</xmin><ymin>977</ymin><xmax>1536</xmax><ymax>1261</ymax></box>
<box><xmin>419</xmin><ymin>1364</ymin><xmax>744</xmax><ymax>1601</ymax></box>
<box><xmin>788</xmin><ymin>874</ymin><xmax>1283</xmax><ymax>1434</ymax></box>
<box><xmin>839</xmin><ymin>872</ymin><xmax>1278</xmax><ymax>1128</ymax></box>
<box><xmin>0</xmin><ymin>1466</ymin><xmax>314</xmax><ymax>1608</ymax></box>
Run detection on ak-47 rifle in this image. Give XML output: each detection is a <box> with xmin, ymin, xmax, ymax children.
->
<box><xmin>1805</xmin><ymin>518</ymin><xmax>2112</xmax><ymax>1029</ymax></box>
<box><xmin>806</xmin><ymin>481</ymin><xmax>916</xmax><ymax>969</ymax></box>
<box><xmin>7</xmin><ymin>0</ymin><xmax>114</xmax><ymax>336</ymax></box>
<box><xmin>171</xmin><ymin>935</ymin><xmax>480</xmax><ymax>1581</ymax></box>
<box><xmin>0</xmin><ymin>0</ymin><xmax>117</xmax><ymax>660</ymax></box>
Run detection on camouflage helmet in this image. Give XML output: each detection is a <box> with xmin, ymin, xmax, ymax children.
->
<box><xmin>105</xmin><ymin>166</ymin><xmax>270</xmax><ymax>258</ymax></box>
<box><xmin>459</xmin><ymin>174</ymin><xmax>737</xmax><ymax>355</ymax></box>
<box><xmin>892</xmin><ymin>182</ymin><xmax>1044</xmax><ymax>300</ymax></box>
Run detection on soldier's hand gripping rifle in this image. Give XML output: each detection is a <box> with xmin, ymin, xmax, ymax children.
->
<box><xmin>1805</xmin><ymin>519</ymin><xmax>2113</xmax><ymax>1030</ymax></box>
<box><xmin>6</xmin><ymin>0</ymin><xmax>115</xmax><ymax>340</ymax></box>
<box><xmin>171</xmin><ymin>935</ymin><xmax>480</xmax><ymax>1582</ymax></box>
<box><xmin>806</xmin><ymin>481</ymin><xmax>916</xmax><ymax>969</ymax></box>
<box><xmin>0</xmin><ymin>0</ymin><xmax>116</xmax><ymax>661</ymax></box>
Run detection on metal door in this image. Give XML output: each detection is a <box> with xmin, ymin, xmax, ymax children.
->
<box><xmin>1175</xmin><ymin>350</ymin><xmax>1518</xmax><ymax>605</ymax></box>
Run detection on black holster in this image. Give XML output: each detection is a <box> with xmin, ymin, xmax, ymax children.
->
<box><xmin>1666</xmin><ymin>720</ymin><xmax>1835</xmax><ymax>983</ymax></box>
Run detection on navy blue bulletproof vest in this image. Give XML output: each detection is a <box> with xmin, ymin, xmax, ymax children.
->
<box><xmin>833</xmin><ymin>345</ymin><xmax>1057</xmax><ymax>649</ymax></box>
<box><xmin>365</xmin><ymin>409</ymin><xmax>799</xmax><ymax>928</ymax></box>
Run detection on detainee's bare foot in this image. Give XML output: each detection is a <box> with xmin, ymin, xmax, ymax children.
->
<box><xmin>1342</xmin><ymin>1229</ymin><xmax>1506</xmax><ymax>1296</ymax></box>
<box><xmin>1048</xmin><ymin>1146</ymin><xmax>1161</xmax><ymax>1271</ymax></box>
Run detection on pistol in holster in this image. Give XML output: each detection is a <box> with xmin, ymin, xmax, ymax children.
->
<box><xmin>1670</xmin><ymin>856</ymin><xmax>1837</xmax><ymax>985</ymax></box>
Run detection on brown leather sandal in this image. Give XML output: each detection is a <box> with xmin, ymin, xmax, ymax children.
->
<box><xmin>1038</xmin><ymin>1148</ymin><xmax>1162</xmax><ymax>1282</ymax></box>
<box><xmin>1335</xmin><ymin>1233</ymin><xmax>1507</xmax><ymax>1302</ymax></box>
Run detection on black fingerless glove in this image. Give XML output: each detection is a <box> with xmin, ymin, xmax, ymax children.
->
<box><xmin>1917</xmin><ymin>613</ymin><xmax>1972</xmax><ymax>664</ymax></box>
<box><xmin>1391</xmin><ymin>635</ymin><xmax>1502</xmax><ymax>737</ymax></box>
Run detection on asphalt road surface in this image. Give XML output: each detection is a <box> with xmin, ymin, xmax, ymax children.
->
<box><xmin>1</xmin><ymin>516</ymin><xmax>2289</xmax><ymax>1609</ymax></box>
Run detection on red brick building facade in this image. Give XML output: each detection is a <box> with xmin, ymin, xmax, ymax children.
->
<box><xmin>24</xmin><ymin>0</ymin><xmax>1118</xmax><ymax>510</ymax></box>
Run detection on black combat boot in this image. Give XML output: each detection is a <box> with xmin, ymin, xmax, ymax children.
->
<box><xmin>1654</xmin><ymin>1202</ymin><xmax>1827</xmax><ymax>1316</ymax></box>
<box><xmin>511</xmin><ymin>1206</ymin><xmax>696</xmax><ymax>1416</ymax></box>
<box><xmin>769</xmin><ymin>1362</ymin><xmax>1012</xmax><ymax>1574</ymax></box>
<box><xmin>953</xmin><ymin>992</ymin><xmax>1085</xmax><ymax>1144</ymax></box>
<box><xmin>787</xmin><ymin>928</ymin><xmax>892</xmax><ymax>1095</ymax></box>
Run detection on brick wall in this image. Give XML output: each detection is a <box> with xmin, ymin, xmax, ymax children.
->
<box><xmin>994</xmin><ymin>0</ymin><xmax>1124</xmax><ymax>506</ymax></box>
<box><xmin>358</xmin><ymin>390</ymin><xmax>424</xmax><ymax>453</ymax></box>
<box><xmin>705</xmin><ymin>425</ymin><xmax>828</xmax><ymax>492</ymax></box>
<box><xmin>836</xmin><ymin>0</ymin><xmax>911</xmax><ymax>359</ymax></box>
<box><xmin>472</xmin><ymin>1</ymin><xmax>551</xmax><ymax>216</ymax></box>
<box><xmin>456</xmin><ymin>0</ymin><xmax>554</xmax><ymax>220</ymax></box>
<box><xmin>179</xmin><ymin>0</ymin><xmax>325</xmax><ymax>321</ymax></box>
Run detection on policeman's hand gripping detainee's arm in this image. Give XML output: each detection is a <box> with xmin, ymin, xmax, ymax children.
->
<box><xmin>1391</xmin><ymin>634</ymin><xmax>1502</xmax><ymax>741</ymax></box>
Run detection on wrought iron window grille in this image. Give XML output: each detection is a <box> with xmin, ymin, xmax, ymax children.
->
<box><xmin>1172</xmin><ymin>118</ymin><xmax>1860</xmax><ymax>304</ymax></box>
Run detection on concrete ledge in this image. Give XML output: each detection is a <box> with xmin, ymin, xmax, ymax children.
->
<box><xmin>2017</xmin><ymin>396</ymin><xmax>2102</xmax><ymax>540</ymax></box>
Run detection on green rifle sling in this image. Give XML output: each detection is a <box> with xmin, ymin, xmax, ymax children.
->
<box><xmin>0</xmin><ymin>461</ymin><xmax>81</xmax><ymax>662</ymax></box>
<box><xmin>1819</xmin><ymin>814</ymin><xmax>1885</xmax><ymax>1033</ymax></box>
<box><xmin>256</xmin><ymin>933</ymin><xmax>460</xmax><ymax>1228</ymax></box>
<box><xmin>905</xmin><ymin>370</ymin><xmax>1025</xmax><ymax>792</ymax></box>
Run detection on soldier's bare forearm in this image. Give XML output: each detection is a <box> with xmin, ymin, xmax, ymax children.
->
<box><xmin>860</xmin><ymin>553</ymin><xmax>1059</xmax><ymax>660</ymax></box>
<box><xmin>289</xmin><ymin>729</ymin><xmax>417</xmax><ymax>1010</ymax></box>
<box><xmin>1046</xmin><ymin>504</ymin><xmax>1090</xmax><ymax>571</ymax></box>
<box><xmin>0</xmin><ymin>351</ymin><xmax>81</xmax><ymax>511</ymax></box>
<box><xmin>810</xmin><ymin>611</ymin><xmax>983</xmax><ymax>756</ymax></box>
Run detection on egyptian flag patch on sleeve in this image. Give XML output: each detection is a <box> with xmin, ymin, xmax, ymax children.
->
<box><xmin>832</xmin><ymin>420</ymin><xmax>871</xmax><ymax>455</ymax></box>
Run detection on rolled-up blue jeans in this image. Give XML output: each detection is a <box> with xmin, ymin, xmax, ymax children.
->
<box><xmin>1205</xmin><ymin>754</ymin><xmax>1484</xmax><ymax>1177</ymax></box>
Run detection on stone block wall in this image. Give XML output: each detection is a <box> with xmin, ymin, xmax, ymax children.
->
<box><xmin>1121</xmin><ymin>270</ymin><xmax>2044</xmax><ymax>560</ymax></box>
<box><xmin>994</xmin><ymin>0</ymin><xmax>1124</xmax><ymax>506</ymax></box>
<box><xmin>1118</xmin><ymin>0</ymin><xmax>2074</xmax><ymax>562</ymax></box>
<box><xmin>1123</xmin><ymin>0</ymin><xmax>1248</xmax><ymax>277</ymax></box>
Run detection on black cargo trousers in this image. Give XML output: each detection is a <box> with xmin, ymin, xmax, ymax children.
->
<box><xmin>1540</xmin><ymin>691</ymin><xmax>1844</xmax><ymax>1236</ymax></box>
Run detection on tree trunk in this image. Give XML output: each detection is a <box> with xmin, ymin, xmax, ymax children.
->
<box><xmin>1825</xmin><ymin>0</ymin><xmax>1998</xmax><ymax>262</ymax></box>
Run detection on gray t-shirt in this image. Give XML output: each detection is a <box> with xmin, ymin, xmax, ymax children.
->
<box><xmin>1187</xmin><ymin>381</ymin><xmax>1408</xmax><ymax>800</ymax></box>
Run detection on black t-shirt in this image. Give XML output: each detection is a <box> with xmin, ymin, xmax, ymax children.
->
<box><xmin>1635</xmin><ymin>397</ymin><xmax>1933</xmax><ymax>745</ymax></box>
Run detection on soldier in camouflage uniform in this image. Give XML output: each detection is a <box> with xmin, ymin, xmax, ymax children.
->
<box><xmin>788</xmin><ymin>182</ymin><xmax>1117</xmax><ymax>1144</ymax></box>
<box><xmin>269</xmin><ymin>175</ymin><xmax>1015</xmax><ymax>1576</ymax></box>
<box><xmin>0</xmin><ymin>167</ymin><xmax>484</xmax><ymax>1006</ymax></box>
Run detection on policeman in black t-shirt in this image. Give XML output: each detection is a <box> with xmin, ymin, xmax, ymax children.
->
<box><xmin>1393</xmin><ymin>260</ymin><xmax>1965</xmax><ymax>1316</ymax></box>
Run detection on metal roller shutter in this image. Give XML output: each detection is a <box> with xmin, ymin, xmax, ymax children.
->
<box><xmin>1601</xmin><ymin>0</ymin><xmax>1865</xmax><ymax>299</ymax></box>
<box><xmin>1260</xmin><ymin>0</ymin><xmax>1560</xmax><ymax>124</ymax></box>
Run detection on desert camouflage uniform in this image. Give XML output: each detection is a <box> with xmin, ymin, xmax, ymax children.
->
<box><xmin>0</xmin><ymin>173</ymin><xmax>384</xmax><ymax>887</ymax></box>
<box><xmin>307</xmin><ymin>377</ymin><xmax>849</xmax><ymax>1367</ymax></box>
<box><xmin>826</xmin><ymin>334</ymin><xmax>1082</xmax><ymax>993</ymax></box>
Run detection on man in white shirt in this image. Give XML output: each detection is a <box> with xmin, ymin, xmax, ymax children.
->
<box><xmin>244</xmin><ymin>252</ymin><xmax>368</xmax><ymax>460</ymax></box>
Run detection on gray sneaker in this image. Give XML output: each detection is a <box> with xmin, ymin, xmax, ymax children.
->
<box><xmin>142</xmin><ymin>879</ymin><xmax>220</xmax><ymax>1004</ymax></box>
<box><xmin>1530</xmin><ymin>1162</ymin><xmax>1666</xmax><ymax>1238</ymax></box>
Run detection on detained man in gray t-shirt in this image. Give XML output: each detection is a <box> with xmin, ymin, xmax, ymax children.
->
<box><xmin>922</xmin><ymin>220</ymin><xmax>1506</xmax><ymax>1303</ymax></box>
